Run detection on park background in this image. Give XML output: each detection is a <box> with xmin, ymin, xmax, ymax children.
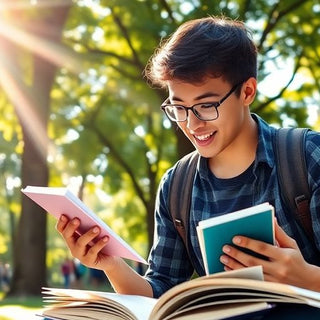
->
<box><xmin>0</xmin><ymin>0</ymin><xmax>319</xmax><ymax>319</ymax></box>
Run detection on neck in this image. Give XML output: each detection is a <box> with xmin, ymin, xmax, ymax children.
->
<box><xmin>209</xmin><ymin>116</ymin><xmax>258</xmax><ymax>179</ymax></box>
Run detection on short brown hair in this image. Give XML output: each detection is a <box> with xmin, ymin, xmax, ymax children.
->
<box><xmin>145</xmin><ymin>16</ymin><xmax>257</xmax><ymax>89</ymax></box>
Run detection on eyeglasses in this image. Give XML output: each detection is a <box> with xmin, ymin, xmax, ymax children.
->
<box><xmin>161</xmin><ymin>83</ymin><xmax>242</xmax><ymax>122</ymax></box>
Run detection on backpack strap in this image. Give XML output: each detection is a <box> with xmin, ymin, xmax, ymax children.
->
<box><xmin>273</xmin><ymin>127</ymin><xmax>314</xmax><ymax>242</ymax></box>
<box><xmin>168</xmin><ymin>151</ymin><xmax>199</xmax><ymax>258</ymax></box>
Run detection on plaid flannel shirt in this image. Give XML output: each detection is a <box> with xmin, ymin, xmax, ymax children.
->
<box><xmin>145</xmin><ymin>114</ymin><xmax>320</xmax><ymax>298</ymax></box>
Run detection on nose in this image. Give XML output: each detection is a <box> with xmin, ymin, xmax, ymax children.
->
<box><xmin>186</xmin><ymin>109</ymin><xmax>204</xmax><ymax>130</ymax></box>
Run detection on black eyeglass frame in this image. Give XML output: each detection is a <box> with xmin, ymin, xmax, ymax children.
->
<box><xmin>161</xmin><ymin>82</ymin><xmax>242</xmax><ymax>122</ymax></box>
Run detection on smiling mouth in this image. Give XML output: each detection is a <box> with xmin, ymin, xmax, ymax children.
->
<box><xmin>194</xmin><ymin>131</ymin><xmax>216</xmax><ymax>141</ymax></box>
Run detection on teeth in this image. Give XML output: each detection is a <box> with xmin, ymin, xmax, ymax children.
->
<box><xmin>195</xmin><ymin>132</ymin><xmax>214</xmax><ymax>141</ymax></box>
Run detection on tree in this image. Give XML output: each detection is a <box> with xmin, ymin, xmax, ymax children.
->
<box><xmin>0</xmin><ymin>0</ymin><xmax>72</xmax><ymax>296</ymax></box>
<box><xmin>0</xmin><ymin>128</ymin><xmax>21</xmax><ymax>263</ymax></box>
<box><xmin>50</xmin><ymin>0</ymin><xmax>319</xmax><ymax>252</ymax></box>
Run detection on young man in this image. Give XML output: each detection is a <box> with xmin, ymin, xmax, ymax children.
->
<box><xmin>57</xmin><ymin>16</ymin><xmax>320</xmax><ymax>298</ymax></box>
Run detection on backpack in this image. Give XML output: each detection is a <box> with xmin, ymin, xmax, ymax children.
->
<box><xmin>168</xmin><ymin>127</ymin><xmax>314</xmax><ymax>261</ymax></box>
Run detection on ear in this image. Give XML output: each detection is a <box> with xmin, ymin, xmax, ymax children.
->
<box><xmin>241</xmin><ymin>77</ymin><xmax>257</xmax><ymax>106</ymax></box>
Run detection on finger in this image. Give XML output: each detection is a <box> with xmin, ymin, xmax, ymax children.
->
<box><xmin>229</xmin><ymin>235</ymin><xmax>299</xmax><ymax>279</ymax></box>
<box><xmin>58</xmin><ymin>218</ymin><xmax>81</xmax><ymax>251</ymax></box>
<box><xmin>223</xmin><ymin>266</ymin><xmax>233</xmax><ymax>272</ymax></box>
<box><xmin>76</xmin><ymin>226</ymin><xmax>102</xmax><ymax>252</ymax></box>
<box><xmin>56</xmin><ymin>214</ymin><xmax>70</xmax><ymax>233</ymax></box>
<box><xmin>85</xmin><ymin>236</ymin><xmax>109</xmax><ymax>260</ymax></box>
<box><xmin>263</xmin><ymin>273</ymin><xmax>278</xmax><ymax>283</ymax></box>
<box><xmin>62</xmin><ymin>218</ymin><xmax>81</xmax><ymax>240</ymax></box>
<box><xmin>220</xmin><ymin>253</ymin><xmax>246</xmax><ymax>270</ymax></box>
<box><xmin>274</xmin><ymin>218</ymin><xmax>298</xmax><ymax>249</ymax></box>
<box><xmin>231</xmin><ymin>236</ymin><xmax>281</xmax><ymax>260</ymax></box>
<box><xmin>222</xmin><ymin>243</ymin><xmax>273</xmax><ymax>270</ymax></box>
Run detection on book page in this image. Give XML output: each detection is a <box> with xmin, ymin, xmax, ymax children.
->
<box><xmin>198</xmin><ymin>203</ymin><xmax>272</xmax><ymax>228</ymax></box>
<box><xmin>42</xmin><ymin>287</ymin><xmax>157</xmax><ymax>320</ymax></box>
<box><xmin>150</xmin><ymin>272</ymin><xmax>320</xmax><ymax>320</ymax></box>
<box><xmin>201</xmin><ymin>265</ymin><xmax>264</xmax><ymax>281</ymax></box>
<box><xmin>150</xmin><ymin>266</ymin><xmax>263</xmax><ymax>319</ymax></box>
<box><xmin>163</xmin><ymin>302</ymin><xmax>272</xmax><ymax>320</ymax></box>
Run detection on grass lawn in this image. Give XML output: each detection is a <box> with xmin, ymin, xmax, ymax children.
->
<box><xmin>0</xmin><ymin>281</ymin><xmax>113</xmax><ymax>320</ymax></box>
<box><xmin>0</xmin><ymin>292</ymin><xmax>43</xmax><ymax>320</ymax></box>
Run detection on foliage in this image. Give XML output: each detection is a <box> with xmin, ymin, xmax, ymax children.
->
<box><xmin>49</xmin><ymin>0</ymin><xmax>320</xmax><ymax>250</ymax></box>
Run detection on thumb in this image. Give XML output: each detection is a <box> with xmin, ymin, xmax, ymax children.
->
<box><xmin>274</xmin><ymin>217</ymin><xmax>297</xmax><ymax>248</ymax></box>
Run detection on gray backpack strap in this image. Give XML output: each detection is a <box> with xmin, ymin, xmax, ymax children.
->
<box><xmin>168</xmin><ymin>151</ymin><xmax>199</xmax><ymax>252</ymax></box>
<box><xmin>274</xmin><ymin>127</ymin><xmax>314</xmax><ymax>242</ymax></box>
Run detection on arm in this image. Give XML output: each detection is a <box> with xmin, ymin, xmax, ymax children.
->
<box><xmin>219</xmin><ymin>218</ymin><xmax>320</xmax><ymax>291</ymax></box>
<box><xmin>56</xmin><ymin>214</ymin><xmax>153</xmax><ymax>297</ymax></box>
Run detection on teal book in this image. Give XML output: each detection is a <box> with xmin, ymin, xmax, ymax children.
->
<box><xmin>197</xmin><ymin>202</ymin><xmax>275</xmax><ymax>275</ymax></box>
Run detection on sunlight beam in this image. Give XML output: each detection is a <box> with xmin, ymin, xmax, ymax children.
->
<box><xmin>0</xmin><ymin>52</ymin><xmax>54</xmax><ymax>162</ymax></box>
<box><xmin>0</xmin><ymin>20</ymin><xmax>85</xmax><ymax>74</ymax></box>
<box><xmin>0</xmin><ymin>0</ymin><xmax>74</xmax><ymax>11</ymax></box>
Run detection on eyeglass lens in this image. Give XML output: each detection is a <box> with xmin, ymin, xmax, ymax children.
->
<box><xmin>165</xmin><ymin>103</ymin><xmax>217</xmax><ymax>121</ymax></box>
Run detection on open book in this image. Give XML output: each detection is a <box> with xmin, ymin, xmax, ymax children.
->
<box><xmin>197</xmin><ymin>202</ymin><xmax>275</xmax><ymax>274</ymax></box>
<box><xmin>40</xmin><ymin>266</ymin><xmax>320</xmax><ymax>320</ymax></box>
<box><xmin>21</xmin><ymin>185</ymin><xmax>147</xmax><ymax>264</ymax></box>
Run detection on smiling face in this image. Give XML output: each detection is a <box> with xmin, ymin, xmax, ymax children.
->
<box><xmin>167</xmin><ymin>77</ymin><xmax>257</xmax><ymax>165</ymax></box>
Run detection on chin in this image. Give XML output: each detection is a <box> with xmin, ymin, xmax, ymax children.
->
<box><xmin>194</xmin><ymin>148</ymin><xmax>215</xmax><ymax>159</ymax></box>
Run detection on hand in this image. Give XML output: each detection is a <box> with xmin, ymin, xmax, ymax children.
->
<box><xmin>56</xmin><ymin>214</ymin><xmax>122</xmax><ymax>272</ymax></box>
<box><xmin>56</xmin><ymin>214</ymin><xmax>153</xmax><ymax>296</ymax></box>
<box><xmin>220</xmin><ymin>218</ymin><xmax>320</xmax><ymax>290</ymax></box>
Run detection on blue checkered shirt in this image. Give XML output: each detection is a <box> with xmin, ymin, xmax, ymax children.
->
<box><xmin>144</xmin><ymin>114</ymin><xmax>320</xmax><ymax>298</ymax></box>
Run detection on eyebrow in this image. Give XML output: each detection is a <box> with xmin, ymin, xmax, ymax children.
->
<box><xmin>171</xmin><ymin>91</ymin><xmax>221</xmax><ymax>102</ymax></box>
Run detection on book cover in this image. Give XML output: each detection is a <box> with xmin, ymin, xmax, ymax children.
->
<box><xmin>21</xmin><ymin>185</ymin><xmax>147</xmax><ymax>264</ymax></box>
<box><xmin>197</xmin><ymin>202</ymin><xmax>275</xmax><ymax>275</ymax></box>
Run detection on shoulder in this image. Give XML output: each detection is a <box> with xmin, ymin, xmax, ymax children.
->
<box><xmin>158</xmin><ymin>151</ymin><xmax>199</xmax><ymax>192</ymax></box>
<box><xmin>157</xmin><ymin>166</ymin><xmax>175</xmax><ymax>196</ymax></box>
<box><xmin>305</xmin><ymin>130</ymin><xmax>320</xmax><ymax>167</ymax></box>
<box><xmin>156</xmin><ymin>151</ymin><xmax>200</xmax><ymax>210</ymax></box>
<box><xmin>172</xmin><ymin>151</ymin><xmax>199</xmax><ymax>176</ymax></box>
<box><xmin>305</xmin><ymin>129</ymin><xmax>320</xmax><ymax>150</ymax></box>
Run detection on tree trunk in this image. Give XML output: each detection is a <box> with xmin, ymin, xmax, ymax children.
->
<box><xmin>5</xmin><ymin>1</ymin><xmax>72</xmax><ymax>296</ymax></box>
